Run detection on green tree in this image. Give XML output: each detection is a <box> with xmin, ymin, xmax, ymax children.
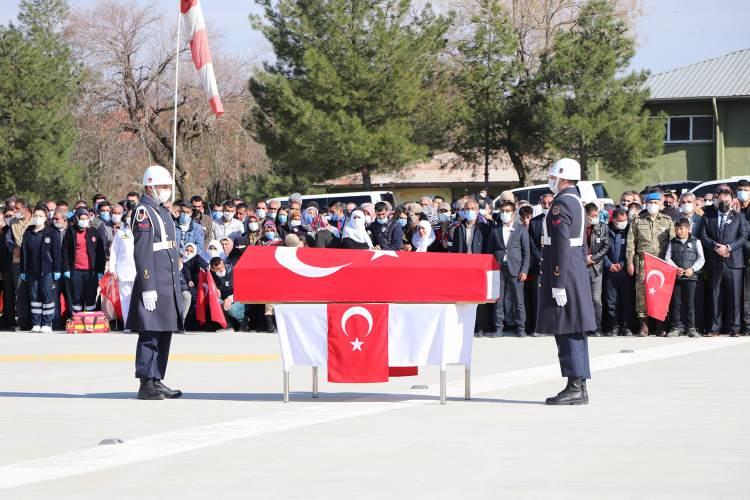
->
<box><xmin>0</xmin><ymin>0</ymin><xmax>81</xmax><ymax>199</ymax></box>
<box><xmin>451</xmin><ymin>0</ymin><xmax>548</xmax><ymax>187</ymax></box>
<box><xmin>542</xmin><ymin>0</ymin><xmax>663</xmax><ymax>181</ymax></box>
<box><xmin>247</xmin><ymin>0</ymin><xmax>453</xmax><ymax>190</ymax></box>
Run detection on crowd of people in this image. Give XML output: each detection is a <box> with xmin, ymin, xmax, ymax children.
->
<box><xmin>1</xmin><ymin>180</ymin><xmax>749</xmax><ymax>336</ymax></box>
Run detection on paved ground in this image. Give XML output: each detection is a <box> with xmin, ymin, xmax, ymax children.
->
<box><xmin>0</xmin><ymin>331</ymin><xmax>748</xmax><ymax>499</ymax></box>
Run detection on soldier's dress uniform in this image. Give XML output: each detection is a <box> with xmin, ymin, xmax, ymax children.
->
<box><xmin>537</xmin><ymin>186</ymin><xmax>597</xmax><ymax>384</ymax></box>
<box><xmin>126</xmin><ymin>193</ymin><xmax>184</xmax><ymax>388</ymax></box>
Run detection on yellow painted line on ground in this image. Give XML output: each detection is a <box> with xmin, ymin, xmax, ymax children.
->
<box><xmin>0</xmin><ymin>354</ymin><xmax>279</xmax><ymax>363</ymax></box>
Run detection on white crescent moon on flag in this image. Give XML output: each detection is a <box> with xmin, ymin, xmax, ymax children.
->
<box><xmin>275</xmin><ymin>247</ymin><xmax>351</xmax><ymax>278</ymax></box>
<box><xmin>646</xmin><ymin>269</ymin><xmax>665</xmax><ymax>289</ymax></box>
<box><xmin>341</xmin><ymin>307</ymin><xmax>374</xmax><ymax>337</ymax></box>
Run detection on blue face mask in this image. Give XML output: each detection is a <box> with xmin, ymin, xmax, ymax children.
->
<box><xmin>302</xmin><ymin>213</ymin><xmax>314</xmax><ymax>225</ymax></box>
<box><xmin>277</xmin><ymin>215</ymin><xmax>288</xmax><ymax>225</ymax></box>
<box><xmin>329</xmin><ymin>214</ymin><xmax>339</xmax><ymax>222</ymax></box>
<box><xmin>397</xmin><ymin>218</ymin><xmax>407</xmax><ymax>227</ymax></box>
<box><xmin>67</xmin><ymin>210</ymin><xmax>74</xmax><ymax>219</ymax></box>
<box><xmin>178</xmin><ymin>214</ymin><xmax>190</xmax><ymax>225</ymax></box>
<box><xmin>212</xmin><ymin>210</ymin><xmax>222</xmax><ymax>220</ymax></box>
<box><xmin>99</xmin><ymin>212</ymin><xmax>111</xmax><ymax>223</ymax></box>
<box><xmin>264</xmin><ymin>232</ymin><xmax>276</xmax><ymax>240</ymax></box>
<box><xmin>376</xmin><ymin>217</ymin><xmax>389</xmax><ymax>225</ymax></box>
<box><xmin>465</xmin><ymin>210</ymin><xmax>478</xmax><ymax>221</ymax></box>
<box><xmin>438</xmin><ymin>213</ymin><xmax>451</xmax><ymax>223</ymax></box>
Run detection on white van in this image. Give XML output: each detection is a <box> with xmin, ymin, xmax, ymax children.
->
<box><xmin>494</xmin><ymin>181</ymin><xmax>613</xmax><ymax>210</ymax></box>
<box><xmin>689</xmin><ymin>176</ymin><xmax>750</xmax><ymax>198</ymax></box>
<box><xmin>267</xmin><ymin>191</ymin><xmax>396</xmax><ymax>209</ymax></box>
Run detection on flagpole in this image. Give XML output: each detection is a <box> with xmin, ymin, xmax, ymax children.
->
<box><xmin>171</xmin><ymin>6</ymin><xmax>182</xmax><ymax>202</ymax></box>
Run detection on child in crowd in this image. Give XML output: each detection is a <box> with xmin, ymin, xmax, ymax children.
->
<box><xmin>665</xmin><ymin>217</ymin><xmax>705</xmax><ymax>337</ymax></box>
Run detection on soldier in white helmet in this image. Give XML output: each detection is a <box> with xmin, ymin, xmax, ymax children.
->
<box><xmin>127</xmin><ymin>165</ymin><xmax>184</xmax><ymax>400</ymax></box>
<box><xmin>536</xmin><ymin>158</ymin><xmax>597</xmax><ymax>405</ymax></box>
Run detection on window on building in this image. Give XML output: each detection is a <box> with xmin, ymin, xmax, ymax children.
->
<box><xmin>665</xmin><ymin>115</ymin><xmax>714</xmax><ymax>143</ymax></box>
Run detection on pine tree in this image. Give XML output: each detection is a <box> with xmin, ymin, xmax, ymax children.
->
<box><xmin>542</xmin><ymin>0</ymin><xmax>663</xmax><ymax>181</ymax></box>
<box><xmin>0</xmin><ymin>0</ymin><xmax>81</xmax><ymax>200</ymax></box>
<box><xmin>247</xmin><ymin>0</ymin><xmax>452</xmax><ymax>190</ymax></box>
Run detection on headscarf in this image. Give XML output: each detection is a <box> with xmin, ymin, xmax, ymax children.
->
<box><xmin>342</xmin><ymin>209</ymin><xmax>373</xmax><ymax>248</ymax></box>
<box><xmin>412</xmin><ymin>220</ymin><xmax>435</xmax><ymax>252</ymax></box>
<box><xmin>207</xmin><ymin>239</ymin><xmax>226</xmax><ymax>260</ymax></box>
<box><xmin>422</xmin><ymin>205</ymin><xmax>439</xmax><ymax>227</ymax></box>
<box><xmin>183</xmin><ymin>242</ymin><xmax>198</xmax><ymax>262</ymax></box>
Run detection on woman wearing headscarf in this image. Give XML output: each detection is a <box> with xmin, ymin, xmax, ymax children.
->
<box><xmin>244</xmin><ymin>214</ymin><xmax>263</xmax><ymax>246</ymax></box>
<box><xmin>275</xmin><ymin>208</ymin><xmax>290</xmax><ymax>239</ymax></box>
<box><xmin>182</xmin><ymin>243</ymin><xmax>208</xmax><ymax>289</ymax></box>
<box><xmin>341</xmin><ymin>210</ymin><xmax>374</xmax><ymax>249</ymax></box>
<box><xmin>412</xmin><ymin>220</ymin><xmax>443</xmax><ymax>252</ymax></box>
<box><xmin>261</xmin><ymin>220</ymin><xmax>283</xmax><ymax>246</ymax></box>
<box><xmin>313</xmin><ymin>214</ymin><xmax>341</xmax><ymax>248</ymax></box>
<box><xmin>287</xmin><ymin>209</ymin><xmax>308</xmax><ymax>240</ymax></box>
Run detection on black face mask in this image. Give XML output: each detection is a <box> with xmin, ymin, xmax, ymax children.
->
<box><xmin>718</xmin><ymin>201</ymin><xmax>731</xmax><ymax>213</ymax></box>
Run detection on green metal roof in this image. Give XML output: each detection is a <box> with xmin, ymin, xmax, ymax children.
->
<box><xmin>646</xmin><ymin>49</ymin><xmax>750</xmax><ymax>101</ymax></box>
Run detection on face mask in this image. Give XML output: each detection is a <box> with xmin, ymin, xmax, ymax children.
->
<box><xmin>248</xmin><ymin>222</ymin><xmax>259</xmax><ymax>232</ymax></box>
<box><xmin>587</xmin><ymin>216</ymin><xmax>599</xmax><ymax>226</ymax></box>
<box><xmin>290</xmin><ymin>220</ymin><xmax>302</xmax><ymax>228</ymax></box>
<box><xmin>4</xmin><ymin>217</ymin><xmax>12</xmax><ymax>226</ymax></box>
<box><xmin>212</xmin><ymin>211</ymin><xmax>222</xmax><ymax>220</ymax></box>
<box><xmin>465</xmin><ymin>210</ymin><xmax>478</xmax><ymax>221</ymax></box>
<box><xmin>264</xmin><ymin>232</ymin><xmax>276</xmax><ymax>240</ymax></box>
<box><xmin>458</xmin><ymin>209</ymin><xmax>466</xmax><ymax>220</ymax></box>
<box><xmin>183</xmin><ymin>252</ymin><xmax>195</xmax><ymax>262</ymax></box>
<box><xmin>268</xmin><ymin>211</ymin><xmax>277</xmax><ymax>220</ymax></box>
<box><xmin>100</xmin><ymin>212</ymin><xmax>111</xmax><ymax>223</ymax></box>
<box><xmin>157</xmin><ymin>188</ymin><xmax>171</xmax><ymax>204</ymax></box>
<box><xmin>500</xmin><ymin>212</ymin><xmax>513</xmax><ymax>224</ymax></box>
<box><xmin>78</xmin><ymin>219</ymin><xmax>90</xmax><ymax>229</ymax></box>
<box><xmin>542</xmin><ymin>208</ymin><xmax>549</xmax><ymax>216</ymax></box>
<box><xmin>256</xmin><ymin>209</ymin><xmax>267</xmax><ymax>220</ymax></box>
<box><xmin>67</xmin><ymin>210</ymin><xmax>74</xmax><ymax>219</ymax></box>
<box><xmin>646</xmin><ymin>203</ymin><xmax>660</xmax><ymax>215</ymax></box>
<box><xmin>177</xmin><ymin>214</ymin><xmax>190</xmax><ymax>225</ymax></box>
<box><xmin>278</xmin><ymin>215</ymin><xmax>288</xmax><ymax>225</ymax></box>
<box><xmin>302</xmin><ymin>213</ymin><xmax>314</xmax><ymax>225</ymax></box>
<box><xmin>215</xmin><ymin>271</ymin><xmax>226</xmax><ymax>278</ymax></box>
<box><xmin>53</xmin><ymin>221</ymin><xmax>66</xmax><ymax>230</ymax></box>
<box><xmin>718</xmin><ymin>201</ymin><xmax>730</xmax><ymax>213</ymax></box>
<box><xmin>223</xmin><ymin>212</ymin><xmax>234</xmax><ymax>222</ymax></box>
<box><xmin>365</xmin><ymin>215</ymin><xmax>372</xmax><ymax>225</ymax></box>
<box><xmin>16</xmin><ymin>212</ymin><xmax>25</xmax><ymax>221</ymax></box>
<box><xmin>32</xmin><ymin>216</ymin><xmax>46</xmax><ymax>227</ymax></box>
<box><xmin>397</xmin><ymin>218</ymin><xmax>407</xmax><ymax>227</ymax></box>
<box><xmin>208</xmin><ymin>249</ymin><xmax>219</xmax><ymax>258</ymax></box>
<box><xmin>680</xmin><ymin>203</ymin><xmax>694</xmax><ymax>215</ymax></box>
<box><xmin>738</xmin><ymin>191</ymin><xmax>750</xmax><ymax>203</ymax></box>
<box><xmin>438</xmin><ymin>213</ymin><xmax>451</xmax><ymax>223</ymax></box>
<box><xmin>48</xmin><ymin>211</ymin><xmax>54</xmax><ymax>219</ymax></box>
<box><xmin>112</xmin><ymin>214</ymin><xmax>122</xmax><ymax>224</ymax></box>
<box><xmin>548</xmin><ymin>177</ymin><xmax>560</xmax><ymax>194</ymax></box>
<box><xmin>615</xmin><ymin>221</ymin><xmax>628</xmax><ymax>230</ymax></box>
<box><xmin>329</xmin><ymin>214</ymin><xmax>339</xmax><ymax>222</ymax></box>
<box><xmin>704</xmin><ymin>200</ymin><xmax>713</xmax><ymax>207</ymax></box>
<box><xmin>376</xmin><ymin>217</ymin><xmax>389</xmax><ymax>225</ymax></box>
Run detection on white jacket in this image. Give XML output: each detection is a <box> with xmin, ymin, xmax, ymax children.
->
<box><xmin>110</xmin><ymin>226</ymin><xmax>136</xmax><ymax>282</ymax></box>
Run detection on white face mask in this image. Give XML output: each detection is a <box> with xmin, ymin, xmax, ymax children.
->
<box><xmin>500</xmin><ymin>212</ymin><xmax>513</xmax><ymax>224</ymax></box>
<box><xmin>704</xmin><ymin>200</ymin><xmax>713</xmax><ymax>207</ymax></box>
<box><xmin>32</xmin><ymin>216</ymin><xmax>46</xmax><ymax>227</ymax></box>
<box><xmin>215</xmin><ymin>270</ymin><xmax>226</xmax><ymax>278</ymax></box>
<box><xmin>365</xmin><ymin>215</ymin><xmax>372</xmax><ymax>225</ymax></box>
<box><xmin>248</xmin><ymin>222</ymin><xmax>259</xmax><ymax>232</ymax></box>
<box><xmin>738</xmin><ymin>191</ymin><xmax>750</xmax><ymax>202</ymax></box>
<box><xmin>646</xmin><ymin>203</ymin><xmax>660</xmax><ymax>215</ymax></box>
<box><xmin>78</xmin><ymin>219</ymin><xmax>90</xmax><ymax>229</ymax></box>
<box><xmin>208</xmin><ymin>249</ymin><xmax>219</xmax><ymax>257</ymax></box>
<box><xmin>112</xmin><ymin>214</ymin><xmax>123</xmax><ymax>224</ymax></box>
<box><xmin>223</xmin><ymin>212</ymin><xmax>234</xmax><ymax>222</ymax></box>
<box><xmin>183</xmin><ymin>251</ymin><xmax>195</xmax><ymax>262</ymax></box>
<box><xmin>680</xmin><ymin>203</ymin><xmax>694</xmax><ymax>214</ymax></box>
<box><xmin>615</xmin><ymin>221</ymin><xmax>628</xmax><ymax>230</ymax></box>
<box><xmin>156</xmin><ymin>188</ymin><xmax>171</xmax><ymax>204</ymax></box>
<box><xmin>587</xmin><ymin>216</ymin><xmax>599</xmax><ymax>226</ymax></box>
<box><xmin>548</xmin><ymin>177</ymin><xmax>560</xmax><ymax>194</ymax></box>
<box><xmin>290</xmin><ymin>220</ymin><xmax>302</xmax><ymax>228</ymax></box>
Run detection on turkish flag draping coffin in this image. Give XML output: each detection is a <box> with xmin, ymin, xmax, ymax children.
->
<box><xmin>234</xmin><ymin>246</ymin><xmax>500</xmax><ymax>304</ymax></box>
<box><xmin>644</xmin><ymin>253</ymin><xmax>678</xmax><ymax>321</ymax></box>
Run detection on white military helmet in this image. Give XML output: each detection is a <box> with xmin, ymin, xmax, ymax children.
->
<box><xmin>142</xmin><ymin>165</ymin><xmax>173</xmax><ymax>187</ymax></box>
<box><xmin>548</xmin><ymin>158</ymin><xmax>581</xmax><ymax>181</ymax></box>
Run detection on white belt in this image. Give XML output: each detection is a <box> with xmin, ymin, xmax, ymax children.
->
<box><xmin>542</xmin><ymin>236</ymin><xmax>583</xmax><ymax>247</ymax></box>
<box><xmin>153</xmin><ymin>240</ymin><xmax>175</xmax><ymax>251</ymax></box>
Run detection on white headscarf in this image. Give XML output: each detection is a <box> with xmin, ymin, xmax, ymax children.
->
<box><xmin>342</xmin><ymin>210</ymin><xmax>373</xmax><ymax>248</ymax></box>
<box><xmin>207</xmin><ymin>239</ymin><xmax>226</xmax><ymax>260</ymax></box>
<box><xmin>412</xmin><ymin>220</ymin><xmax>435</xmax><ymax>252</ymax></box>
<box><xmin>183</xmin><ymin>242</ymin><xmax>198</xmax><ymax>262</ymax></box>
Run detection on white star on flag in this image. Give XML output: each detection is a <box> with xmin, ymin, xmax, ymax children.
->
<box><xmin>370</xmin><ymin>250</ymin><xmax>398</xmax><ymax>261</ymax></box>
<box><xmin>350</xmin><ymin>337</ymin><xmax>364</xmax><ymax>351</ymax></box>
<box><xmin>649</xmin><ymin>287</ymin><xmax>656</xmax><ymax>295</ymax></box>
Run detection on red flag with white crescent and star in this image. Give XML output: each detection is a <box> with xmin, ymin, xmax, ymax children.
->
<box><xmin>327</xmin><ymin>304</ymin><xmax>389</xmax><ymax>383</ymax></box>
<box><xmin>643</xmin><ymin>253</ymin><xmax>678</xmax><ymax>321</ymax></box>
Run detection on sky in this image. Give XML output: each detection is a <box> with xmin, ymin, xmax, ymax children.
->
<box><xmin>2</xmin><ymin>0</ymin><xmax>749</xmax><ymax>74</ymax></box>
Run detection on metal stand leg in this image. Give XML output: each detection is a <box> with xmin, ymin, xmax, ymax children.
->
<box><xmin>312</xmin><ymin>367</ymin><xmax>319</xmax><ymax>398</ymax></box>
<box><xmin>440</xmin><ymin>368</ymin><xmax>447</xmax><ymax>405</ymax></box>
<box><xmin>465</xmin><ymin>366</ymin><xmax>471</xmax><ymax>400</ymax></box>
<box><xmin>283</xmin><ymin>371</ymin><xmax>290</xmax><ymax>403</ymax></box>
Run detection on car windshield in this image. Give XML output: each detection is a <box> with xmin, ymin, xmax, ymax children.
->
<box><xmin>594</xmin><ymin>183</ymin><xmax>609</xmax><ymax>198</ymax></box>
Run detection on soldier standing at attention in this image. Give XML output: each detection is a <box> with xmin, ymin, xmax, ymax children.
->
<box><xmin>625</xmin><ymin>191</ymin><xmax>675</xmax><ymax>336</ymax></box>
<box><xmin>127</xmin><ymin>165</ymin><xmax>184</xmax><ymax>400</ymax></box>
<box><xmin>537</xmin><ymin>159</ymin><xmax>596</xmax><ymax>405</ymax></box>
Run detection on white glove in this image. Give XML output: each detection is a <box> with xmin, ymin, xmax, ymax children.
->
<box><xmin>142</xmin><ymin>290</ymin><xmax>158</xmax><ymax>312</ymax></box>
<box><xmin>552</xmin><ymin>288</ymin><xmax>567</xmax><ymax>307</ymax></box>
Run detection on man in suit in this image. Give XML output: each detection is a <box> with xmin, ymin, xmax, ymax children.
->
<box><xmin>537</xmin><ymin>159</ymin><xmax>596</xmax><ymax>405</ymax></box>
<box><xmin>449</xmin><ymin>199</ymin><xmax>492</xmax><ymax>334</ymax></box>
<box><xmin>603</xmin><ymin>207</ymin><xmax>634</xmax><ymax>336</ymax></box>
<box><xmin>487</xmin><ymin>200</ymin><xmax>530</xmax><ymax>337</ymax></box>
<box><xmin>584</xmin><ymin>203</ymin><xmax>610</xmax><ymax>336</ymax></box>
<box><xmin>737</xmin><ymin>180</ymin><xmax>750</xmax><ymax>335</ymax></box>
<box><xmin>526</xmin><ymin>194</ymin><xmax>553</xmax><ymax>336</ymax></box>
<box><xmin>699</xmin><ymin>187</ymin><xmax>749</xmax><ymax>337</ymax></box>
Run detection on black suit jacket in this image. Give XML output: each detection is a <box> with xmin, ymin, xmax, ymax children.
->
<box><xmin>699</xmin><ymin>208</ymin><xmax>749</xmax><ymax>270</ymax></box>
<box><xmin>488</xmin><ymin>221</ymin><xmax>529</xmax><ymax>276</ymax></box>
<box><xmin>449</xmin><ymin>222</ymin><xmax>490</xmax><ymax>255</ymax></box>
<box><xmin>528</xmin><ymin>214</ymin><xmax>544</xmax><ymax>276</ymax></box>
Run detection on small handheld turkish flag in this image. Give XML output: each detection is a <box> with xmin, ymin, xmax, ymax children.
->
<box><xmin>643</xmin><ymin>253</ymin><xmax>678</xmax><ymax>321</ymax></box>
<box><xmin>327</xmin><ymin>304</ymin><xmax>389</xmax><ymax>383</ymax></box>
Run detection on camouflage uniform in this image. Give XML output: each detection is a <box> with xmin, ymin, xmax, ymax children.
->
<box><xmin>626</xmin><ymin>212</ymin><xmax>675</xmax><ymax>318</ymax></box>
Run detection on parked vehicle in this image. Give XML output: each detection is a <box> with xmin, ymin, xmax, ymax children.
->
<box><xmin>267</xmin><ymin>191</ymin><xmax>396</xmax><ymax>209</ymax></box>
<box><xmin>642</xmin><ymin>181</ymin><xmax>702</xmax><ymax>196</ymax></box>
<box><xmin>495</xmin><ymin>181</ymin><xmax>613</xmax><ymax>210</ymax></box>
<box><xmin>689</xmin><ymin>176</ymin><xmax>750</xmax><ymax>198</ymax></box>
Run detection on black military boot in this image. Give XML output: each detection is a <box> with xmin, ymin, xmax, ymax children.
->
<box><xmin>582</xmin><ymin>379</ymin><xmax>589</xmax><ymax>404</ymax></box>
<box><xmin>154</xmin><ymin>380</ymin><xmax>182</xmax><ymax>399</ymax></box>
<box><xmin>138</xmin><ymin>379</ymin><xmax>166</xmax><ymax>400</ymax></box>
<box><xmin>545</xmin><ymin>378</ymin><xmax>587</xmax><ymax>405</ymax></box>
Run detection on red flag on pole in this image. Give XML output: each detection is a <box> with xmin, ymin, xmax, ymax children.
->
<box><xmin>327</xmin><ymin>304</ymin><xmax>389</xmax><ymax>383</ymax></box>
<box><xmin>180</xmin><ymin>0</ymin><xmax>224</xmax><ymax>116</ymax></box>
<box><xmin>643</xmin><ymin>253</ymin><xmax>678</xmax><ymax>321</ymax></box>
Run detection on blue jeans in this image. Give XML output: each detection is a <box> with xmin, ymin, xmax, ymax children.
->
<box><xmin>29</xmin><ymin>273</ymin><xmax>54</xmax><ymax>327</ymax></box>
<box><xmin>225</xmin><ymin>301</ymin><xmax>245</xmax><ymax>323</ymax></box>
